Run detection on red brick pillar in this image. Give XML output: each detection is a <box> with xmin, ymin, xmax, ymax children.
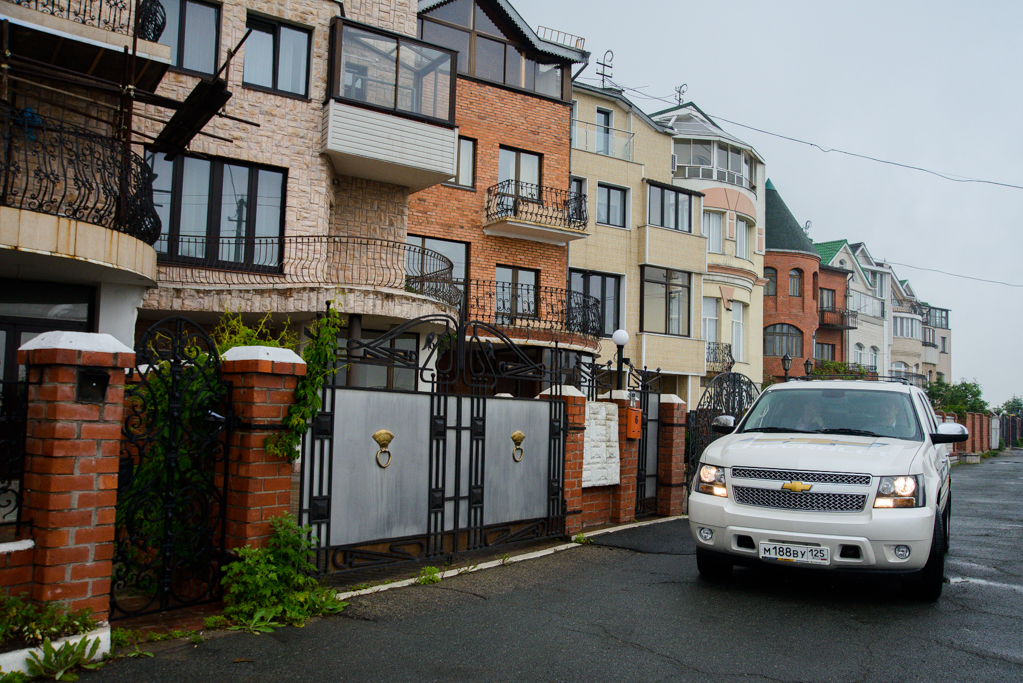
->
<box><xmin>561</xmin><ymin>391</ymin><xmax>586</xmax><ymax>536</ymax></box>
<box><xmin>220</xmin><ymin>347</ymin><xmax>306</xmax><ymax>550</ymax></box>
<box><xmin>0</xmin><ymin>542</ymin><xmax>35</xmax><ymax>599</ymax></box>
<box><xmin>18</xmin><ymin>332</ymin><xmax>133</xmax><ymax>621</ymax></box>
<box><xmin>611</xmin><ymin>396</ymin><xmax>637</xmax><ymax>524</ymax></box>
<box><xmin>657</xmin><ymin>397</ymin><xmax>687</xmax><ymax>516</ymax></box>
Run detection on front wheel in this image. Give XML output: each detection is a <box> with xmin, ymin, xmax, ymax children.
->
<box><xmin>696</xmin><ymin>549</ymin><xmax>733</xmax><ymax>580</ymax></box>
<box><xmin>906</xmin><ymin>510</ymin><xmax>945</xmax><ymax>602</ymax></box>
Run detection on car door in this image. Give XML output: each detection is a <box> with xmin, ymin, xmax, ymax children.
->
<box><xmin>915</xmin><ymin>390</ymin><xmax>950</xmax><ymax>510</ymax></box>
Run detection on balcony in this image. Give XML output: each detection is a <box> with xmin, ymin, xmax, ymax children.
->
<box><xmin>462</xmin><ymin>279</ymin><xmax>602</xmax><ymax>339</ymax></box>
<box><xmin>157</xmin><ymin>236</ymin><xmax>461</xmax><ymax>306</ymax></box>
<box><xmin>483</xmin><ymin>181</ymin><xmax>588</xmax><ymax>246</ymax></box>
<box><xmin>322</xmin><ymin>18</ymin><xmax>458</xmax><ymax>192</ymax></box>
<box><xmin>892</xmin><ymin>371</ymin><xmax>928</xmax><ymax>388</ymax></box>
<box><xmin>571</xmin><ymin>120</ymin><xmax>633</xmax><ymax>161</ymax></box>
<box><xmin>818</xmin><ymin>306</ymin><xmax>858</xmax><ymax>330</ymax></box>
<box><xmin>706</xmin><ymin>342</ymin><xmax>734</xmax><ymax>374</ymax></box>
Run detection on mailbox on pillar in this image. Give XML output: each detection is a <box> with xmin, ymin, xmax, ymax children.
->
<box><xmin>626</xmin><ymin>407</ymin><xmax>642</xmax><ymax>439</ymax></box>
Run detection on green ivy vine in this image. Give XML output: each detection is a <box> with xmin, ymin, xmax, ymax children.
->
<box><xmin>264</xmin><ymin>306</ymin><xmax>343</xmax><ymax>462</ymax></box>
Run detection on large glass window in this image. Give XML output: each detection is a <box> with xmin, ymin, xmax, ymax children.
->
<box><xmin>406</xmin><ymin>235</ymin><xmax>468</xmax><ymax>286</ymax></box>
<box><xmin>147</xmin><ymin>151</ymin><xmax>286</xmax><ymax>270</ymax></box>
<box><xmin>568</xmin><ymin>177</ymin><xmax>586</xmax><ymax>222</ymax></box>
<box><xmin>498</xmin><ymin>147</ymin><xmax>541</xmax><ymax>200</ymax></box>
<box><xmin>674</xmin><ymin>138</ymin><xmax>756</xmax><ymax>190</ymax></box>
<box><xmin>569</xmin><ymin>269</ymin><xmax>620</xmax><ymax>338</ymax></box>
<box><xmin>597</xmin><ymin>184</ymin><xmax>627</xmax><ymax>227</ymax></box>
<box><xmin>161</xmin><ymin>0</ymin><xmax>220</xmax><ymax>74</ymax></box>
<box><xmin>648</xmin><ymin>184</ymin><xmax>691</xmax><ymax>232</ymax></box>
<box><xmin>641</xmin><ymin>266</ymin><xmax>690</xmax><ymax>336</ymax></box>
<box><xmin>736</xmin><ymin>218</ymin><xmax>749</xmax><ymax>259</ymax></box>
<box><xmin>495</xmin><ymin>266</ymin><xmax>537</xmax><ymax>322</ymax></box>
<box><xmin>731</xmin><ymin>302</ymin><xmax>745</xmax><ymax>362</ymax></box>
<box><xmin>418</xmin><ymin>0</ymin><xmax>568</xmax><ymax>100</ymax></box>
<box><xmin>820</xmin><ymin>288</ymin><xmax>836</xmax><ymax>309</ymax></box>
<box><xmin>763</xmin><ymin>323</ymin><xmax>802</xmax><ymax>357</ymax></box>
<box><xmin>815</xmin><ymin>343</ymin><xmax>835</xmax><ymax>360</ymax></box>
<box><xmin>701</xmin><ymin>297</ymin><xmax>718</xmax><ymax>342</ymax></box>
<box><xmin>704</xmin><ymin>211</ymin><xmax>723</xmax><ymax>253</ymax></box>
<box><xmin>894</xmin><ymin>316</ymin><xmax>922</xmax><ymax>339</ymax></box>
<box><xmin>596</xmin><ymin>108</ymin><xmax>613</xmax><ymax>156</ymax></box>
<box><xmin>336</xmin><ymin>22</ymin><xmax>454</xmax><ymax>122</ymax></box>
<box><xmin>244</xmin><ymin>17</ymin><xmax>311</xmax><ymax>96</ymax></box>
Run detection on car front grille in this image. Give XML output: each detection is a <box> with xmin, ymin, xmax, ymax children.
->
<box><xmin>731</xmin><ymin>467</ymin><xmax>872</xmax><ymax>486</ymax></box>
<box><xmin>733</xmin><ymin>486</ymin><xmax>867</xmax><ymax>512</ymax></box>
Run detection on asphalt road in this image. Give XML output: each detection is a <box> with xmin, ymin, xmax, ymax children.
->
<box><xmin>85</xmin><ymin>450</ymin><xmax>1023</xmax><ymax>682</ymax></box>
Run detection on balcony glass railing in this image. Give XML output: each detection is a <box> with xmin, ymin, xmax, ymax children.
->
<box><xmin>328</xmin><ymin>18</ymin><xmax>456</xmax><ymax>125</ymax></box>
<box><xmin>571</xmin><ymin>120</ymin><xmax>633</xmax><ymax>161</ymax></box>
<box><xmin>4</xmin><ymin>0</ymin><xmax>167</xmax><ymax>41</ymax></box>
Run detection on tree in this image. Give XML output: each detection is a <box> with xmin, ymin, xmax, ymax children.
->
<box><xmin>927</xmin><ymin>377</ymin><xmax>988</xmax><ymax>417</ymax></box>
<box><xmin>998</xmin><ymin>395</ymin><xmax>1023</xmax><ymax>416</ymax></box>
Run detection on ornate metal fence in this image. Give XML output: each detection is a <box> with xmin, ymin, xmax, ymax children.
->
<box><xmin>685</xmin><ymin>372</ymin><xmax>760</xmax><ymax>486</ymax></box>
<box><xmin>464</xmin><ymin>279</ymin><xmax>602</xmax><ymax>337</ymax></box>
<box><xmin>705</xmin><ymin>342</ymin><xmax>734</xmax><ymax>374</ymax></box>
<box><xmin>484</xmin><ymin>180</ymin><xmax>587</xmax><ymax>232</ymax></box>
<box><xmin>4</xmin><ymin>0</ymin><xmax>167</xmax><ymax>41</ymax></box>
<box><xmin>0</xmin><ymin>379</ymin><xmax>29</xmax><ymax>533</ymax></box>
<box><xmin>0</xmin><ymin>102</ymin><xmax>161</xmax><ymax>245</ymax></box>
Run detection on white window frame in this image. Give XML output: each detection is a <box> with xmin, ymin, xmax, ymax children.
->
<box><xmin>731</xmin><ymin>302</ymin><xmax>745</xmax><ymax>362</ymax></box>
<box><xmin>735</xmin><ymin>218</ymin><xmax>749</xmax><ymax>259</ymax></box>
<box><xmin>854</xmin><ymin>343</ymin><xmax>866</xmax><ymax>366</ymax></box>
<box><xmin>701</xmin><ymin>297</ymin><xmax>718</xmax><ymax>343</ymax></box>
<box><xmin>704</xmin><ymin>211</ymin><xmax>723</xmax><ymax>253</ymax></box>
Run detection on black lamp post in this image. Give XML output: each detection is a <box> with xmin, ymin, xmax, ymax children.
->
<box><xmin>781</xmin><ymin>353</ymin><xmax>792</xmax><ymax>382</ymax></box>
<box><xmin>612</xmin><ymin>329</ymin><xmax>630</xmax><ymax>391</ymax></box>
<box><xmin>804</xmin><ymin>358</ymin><xmax>814</xmax><ymax>377</ymax></box>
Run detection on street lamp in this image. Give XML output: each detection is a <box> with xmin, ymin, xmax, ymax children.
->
<box><xmin>612</xmin><ymin>328</ymin><xmax>630</xmax><ymax>391</ymax></box>
<box><xmin>781</xmin><ymin>353</ymin><xmax>792</xmax><ymax>382</ymax></box>
<box><xmin>804</xmin><ymin>358</ymin><xmax>814</xmax><ymax>377</ymax></box>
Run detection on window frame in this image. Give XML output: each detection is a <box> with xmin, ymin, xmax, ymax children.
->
<box><xmin>243</xmin><ymin>15</ymin><xmax>312</xmax><ymax>98</ymax></box>
<box><xmin>814</xmin><ymin>342</ymin><xmax>835</xmax><ymax>361</ymax></box>
<box><xmin>451</xmin><ymin>136</ymin><xmax>476</xmax><ymax>188</ymax></box>
<box><xmin>639</xmin><ymin>265</ymin><xmax>691</xmax><ymax>337</ymax></box>
<box><xmin>498</xmin><ymin>146</ymin><xmax>543</xmax><ymax>200</ymax></box>
<box><xmin>595</xmin><ymin>107</ymin><xmax>614</xmax><ymax>156</ymax></box>
<box><xmin>569</xmin><ymin>268</ymin><xmax>621</xmax><ymax>338</ymax></box>
<box><xmin>731</xmin><ymin>302</ymin><xmax>745</xmax><ymax>362</ymax></box>
<box><xmin>735</xmin><ymin>217</ymin><xmax>749</xmax><ymax>259</ymax></box>
<box><xmin>763</xmin><ymin>323</ymin><xmax>802</xmax><ymax>358</ymax></box>
<box><xmin>648</xmin><ymin>183</ymin><xmax>692</xmax><ymax>233</ymax></box>
<box><xmin>704</xmin><ymin>210</ymin><xmax>723</xmax><ymax>253</ymax></box>
<box><xmin>788</xmin><ymin>269</ymin><xmax>803</xmax><ymax>297</ymax></box>
<box><xmin>764</xmin><ymin>267</ymin><xmax>777</xmax><ymax>296</ymax></box>
<box><xmin>495</xmin><ymin>265</ymin><xmax>538</xmax><ymax>321</ymax></box>
<box><xmin>701</xmin><ymin>297</ymin><xmax>718</xmax><ymax>343</ymax></box>
<box><xmin>162</xmin><ymin>0</ymin><xmax>222</xmax><ymax>76</ymax></box>
<box><xmin>596</xmin><ymin>183</ymin><xmax>628</xmax><ymax>228</ymax></box>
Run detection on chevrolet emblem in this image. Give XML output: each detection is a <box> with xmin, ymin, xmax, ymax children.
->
<box><xmin>782</xmin><ymin>481</ymin><xmax>813</xmax><ymax>493</ymax></box>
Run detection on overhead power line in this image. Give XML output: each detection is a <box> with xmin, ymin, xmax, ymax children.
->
<box><xmin>882</xmin><ymin>262</ymin><xmax>1023</xmax><ymax>289</ymax></box>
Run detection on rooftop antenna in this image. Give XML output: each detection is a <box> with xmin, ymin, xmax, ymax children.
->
<box><xmin>675</xmin><ymin>84</ymin><xmax>688</xmax><ymax>106</ymax></box>
<box><xmin>596</xmin><ymin>50</ymin><xmax>613</xmax><ymax>89</ymax></box>
<box><xmin>804</xmin><ymin>220</ymin><xmax>812</xmax><ymax>236</ymax></box>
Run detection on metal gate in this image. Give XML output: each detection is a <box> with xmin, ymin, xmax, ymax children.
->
<box><xmin>300</xmin><ymin>314</ymin><xmax>567</xmax><ymax>573</ymax></box>
<box><xmin>685</xmin><ymin>372</ymin><xmax>760</xmax><ymax>485</ymax></box>
<box><xmin>0</xmin><ymin>378</ymin><xmax>29</xmax><ymax>534</ymax></box>
<box><xmin>111</xmin><ymin>317</ymin><xmax>232</xmax><ymax>620</ymax></box>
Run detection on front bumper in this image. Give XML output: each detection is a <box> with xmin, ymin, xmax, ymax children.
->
<box><xmin>688</xmin><ymin>491</ymin><xmax>935</xmax><ymax>571</ymax></box>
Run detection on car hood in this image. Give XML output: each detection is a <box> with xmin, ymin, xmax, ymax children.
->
<box><xmin>702</xmin><ymin>432</ymin><xmax>925</xmax><ymax>476</ymax></box>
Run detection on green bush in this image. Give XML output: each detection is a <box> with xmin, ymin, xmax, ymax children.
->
<box><xmin>999</xmin><ymin>438</ymin><xmax>1006</xmax><ymax>451</ymax></box>
<box><xmin>212</xmin><ymin>311</ymin><xmax>296</xmax><ymax>355</ymax></box>
<box><xmin>0</xmin><ymin>597</ymin><xmax>97</xmax><ymax>648</ymax></box>
<box><xmin>222</xmin><ymin>515</ymin><xmax>347</xmax><ymax>627</ymax></box>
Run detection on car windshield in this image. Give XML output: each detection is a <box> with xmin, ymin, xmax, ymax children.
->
<box><xmin>739</xmin><ymin>388</ymin><xmax>923</xmax><ymax>441</ymax></box>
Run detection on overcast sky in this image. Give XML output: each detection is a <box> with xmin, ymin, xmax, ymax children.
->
<box><xmin>512</xmin><ymin>0</ymin><xmax>1023</xmax><ymax>408</ymax></box>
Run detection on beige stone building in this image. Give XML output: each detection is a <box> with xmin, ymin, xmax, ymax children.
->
<box><xmin>649</xmin><ymin>103</ymin><xmax>766</xmax><ymax>391</ymax></box>
<box><xmin>567</xmin><ymin>83</ymin><xmax>706</xmax><ymax>403</ymax></box>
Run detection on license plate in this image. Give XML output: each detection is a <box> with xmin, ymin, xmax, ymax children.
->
<box><xmin>759</xmin><ymin>542</ymin><xmax>830</xmax><ymax>565</ymax></box>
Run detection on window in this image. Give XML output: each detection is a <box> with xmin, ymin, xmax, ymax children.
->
<box><xmin>788</xmin><ymin>269</ymin><xmax>803</xmax><ymax>297</ymax></box>
<box><xmin>597</xmin><ymin>184</ymin><xmax>627</xmax><ymax>227</ymax></box>
<box><xmin>453</xmin><ymin>137</ymin><xmax>476</xmax><ymax>187</ymax></box>
<box><xmin>640</xmin><ymin>266</ymin><xmax>690</xmax><ymax>336</ymax></box>
<box><xmin>763</xmin><ymin>324</ymin><xmax>802</xmax><ymax>357</ymax></box>
<box><xmin>701</xmin><ymin>297</ymin><xmax>718</xmax><ymax>343</ymax></box>
<box><xmin>850</xmin><ymin>290</ymin><xmax>884</xmax><ymax>318</ymax></box>
<box><xmin>418</xmin><ymin>0</ymin><xmax>567</xmax><ymax>99</ymax></box>
<box><xmin>335</xmin><ymin>22</ymin><xmax>455</xmax><ymax>122</ymax></box>
<box><xmin>569</xmin><ymin>269</ymin><xmax>620</xmax><ymax>337</ymax></box>
<box><xmin>764</xmin><ymin>268</ymin><xmax>777</xmax><ymax>296</ymax></box>
<box><xmin>735</xmin><ymin>218</ymin><xmax>749</xmax><ymax>259</ymax></box>
<box><xmin>495</xmin><ymin>266</ymin><xmax>537</xmax><ymax>322</ymax></box>
<box><xmin>872</xmin><ymin>271</ymin><xmax>885</xmax><ymax>298</ymax></box>
<box><xmin>596</xmin><ymin>108</ymin><xmax>613</xmax><ymax>156</ymax></box>
<box><xmin>161</xmin><ymin>0</ymin><xmax>220</xmax><ymax>74</ymax></box>
<box><xmin>244</xmin><ymin>17</ymin><xmax>310</xmax><ymax>97</ymax></box>
<box><xmin>498</xmin><ymin>147</ymin><xmax>541</xmax><ymax>200</ymax></box>
<box><xmin>148</xmin><ymin>151</ymin><xmax>285</xmax><ymax>269</ymax></box>
<box><xmin>923</xmin><ymin>327</ymin><xmax>937</xmax><ymax>347</ymax></box>
<box><xmin>819</xmin><ymin>288</ymin><xmax>836</xmax><ymax>309</ymax></box>
<box><xmin>812</xmin><ymin>272</ymin><xmax>819</xmax><ymax>300</ymax></box>
<box><xmin>731</xmin><ymin>302</ymin><xmax>745</xmax><ymax>362</ymax></box>
<box><xmin>337</xmin><ymin>329</ymin><xmax>418</xmax><ymax>390</ymax></box>
<box><xmin>704</xmin><ymin>211</ymin><xmax>723</xmax><ymax>253</ymax></box>
<box><xmin>815</xmin><ymin>343</ymin><xmax>835</xmax><ymax>361</ymax></box>
<box><xmin>648</xmin><ymin>184</ymin><xmax>691</xmax><ymax>232</ymax></box>
<box><xmin>406</xmin><ymin>235</ymin><xmax>469</xmax><ymax>286</ymax></box>
<box><xmin>940</xmin><ymin>336</ymin><xmax>948</xmax><ymax>353</ymax></box>
<box><xmin>869</xmin><ymin>346</ymin><xmax>879</xmax><ymax>367</ymax></box>
<box><xmin>894</xmin><ymin>316</ymin><xmax>922</xmax><ymax>339</ymax></box>
<box><xmin>891</xmin><ymin>361</ymin><xmax>909</xmax><ymax>376</ymax></box>
<box><xmin>854</xmin><ymin>343</ymin><xmax>866</xmax><ymax>366</ymax></box>
<box><xmin>568</xmin><ymin>177</ymin><xmax>586</xmax><ymax>222</ymax></box>
<box><xmin>673</xmin><ymin>138</ymin><xmax>756</xmax><ymax>190</ymax></box>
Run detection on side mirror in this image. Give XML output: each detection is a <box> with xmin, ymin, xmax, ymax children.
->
<box><xmin>931</xmin><ymin>422</ymin><xmax>968</xmax><ymax>444</ymax></box>
<box><xmin>711</xmin><ymin>415</ymin><xmax>736</xmax><ymax>434</ymax></box>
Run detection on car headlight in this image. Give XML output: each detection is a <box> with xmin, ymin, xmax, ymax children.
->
<box><xmin>873</xmin><ymin>475</ymin><xmax>923</xmax><ymax>508</ymax></box>
<box><xmin>697</xmin><ymin>464</ymin><xmax>727</xmax><ymax>497</ymax></box>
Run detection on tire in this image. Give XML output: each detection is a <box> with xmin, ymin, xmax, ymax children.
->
<box><xmin>907</xmin><ymin>510</ymin><xmax>945</xmax><ymax>602</ymax></box>
<box><xmin>696</xmin><ymin>549</ymin><xmax>733</xmax><ymax>580</ymax></box>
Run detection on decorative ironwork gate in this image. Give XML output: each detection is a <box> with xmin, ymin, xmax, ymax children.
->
<box><xmin>685</xmin><ymin>372</ymin><xmax>760</xmax><ymax>485</ymax></box>
<box><xmin>0</xmin><ymin>379</ymin><xmax>29</xmax><ymax>534</ymax></box>
<box><xmin>300</xmin><ymin>314</ymin><xmax>568</xmax><ymax>573</ymax></box>
<box><xmin>111</xmin><ymin>317</ymin><xmax>232</xmax><ymax>620</ymax></box>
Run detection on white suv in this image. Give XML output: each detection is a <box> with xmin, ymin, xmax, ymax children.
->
<box><xmin>688</xmin><ymin>379</ymin><xmax>968</xmax><ymax>600</ymax></box>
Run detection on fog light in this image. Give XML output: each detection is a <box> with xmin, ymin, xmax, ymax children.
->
<box><xmin>894</xmin><ymin>545</ymin><xmax>911</xmax><ymax>560</ymax></box>
<box><xmin>698</xmin><ymin>527</ymin><xmax>714</xmax><ymax>542</ymax></box>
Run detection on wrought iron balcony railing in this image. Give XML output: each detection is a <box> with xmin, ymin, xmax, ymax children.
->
<box><xmin>5</xmin><ymin>0</ymin><xmax>167</xmax><ymax>41</ymax></box>
<box><xmin>818</xmin><ymin>306</ymin><xmax>858</xmax><ymax>330</ymax></box>
<box><xmin>0</xmin><ymin>103</ymin><xmax>161</xmax><ymax>245</ymax></box>
<box><xmin>571</xmin><ymin>119</ymin><xmax>633</xmax><ymax>161</ymax></box>
<box><xmin>157</xmin><ymin>235</ymin><xmax>462</xmax><ymax>307</ymax></box>
<box><xmin>484</xmin><ymin>180</ymin><xmax>588</xmax><ymax>232</ymax></box>
<box><xmin>462</xmin><ymin>279</ymin><xmax>602</xmax><ymax>338</ymax></box>
<box><xmin>891</xmin><ymin>371</ymin><xmax>928</xmax><ymax>387</ymax></box>
<box><xmin>705</xmin><ymin>342</ymin><xmax>734</xmax><ymax>373</ymax></box>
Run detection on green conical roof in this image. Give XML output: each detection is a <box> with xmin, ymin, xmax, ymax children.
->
<box><xmin>765</xmin><ymin>180</ymin><xmax>818</xmax><ymax>256</ymax></box>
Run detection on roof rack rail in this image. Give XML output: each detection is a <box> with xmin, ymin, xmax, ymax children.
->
<box><xmin>789</xmin><ymin>375</ymin><xmax>917</xmax><ymax>386</ymax></box>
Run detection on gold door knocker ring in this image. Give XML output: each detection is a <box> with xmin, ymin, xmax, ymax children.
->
<box><xmin>511</xmin><ymin>430</ymin><xmax>525</xmax><ymax>462</ymax></box>
<box><xmin>373</xmin><ymin>429</ymin><xmax>394</xmax><ymax>469</ymax></box>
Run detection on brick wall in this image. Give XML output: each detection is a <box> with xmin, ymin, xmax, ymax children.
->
<box><xmin>764</xmin><ymin>250</ymin><xmax>821</xmax><ymax>379</ymax></box>
<box><xmin>0</xmin><ymin>543</ymin><xmax>34</xmax><ymax>599</ymax></box>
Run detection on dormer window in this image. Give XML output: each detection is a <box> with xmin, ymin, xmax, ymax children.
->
<box><xmin>419</xmin><ymin>0</ymin><xmax>569</xmax><ymax>99</ymax></box>
<box><xmin>673</xmin><ymin>138</ymin><xmax>756</xmax><ymax>191</ymax></box>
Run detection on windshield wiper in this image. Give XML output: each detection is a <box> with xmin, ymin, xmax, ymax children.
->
<box><xmin>743</xmin><ymin>427</ymin><xmax>819</xmax><ymax>434</ymax></box>
<box><xmin>817</xmin><ymin>428</ymin><xmax>880</xmax><ymax>437</ymax></box>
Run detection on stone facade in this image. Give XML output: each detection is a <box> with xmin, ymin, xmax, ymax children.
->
<box><xmin>581</xmin><ymin>401</ymin><xmax>620</xmax><ymax>488</ymax></box>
